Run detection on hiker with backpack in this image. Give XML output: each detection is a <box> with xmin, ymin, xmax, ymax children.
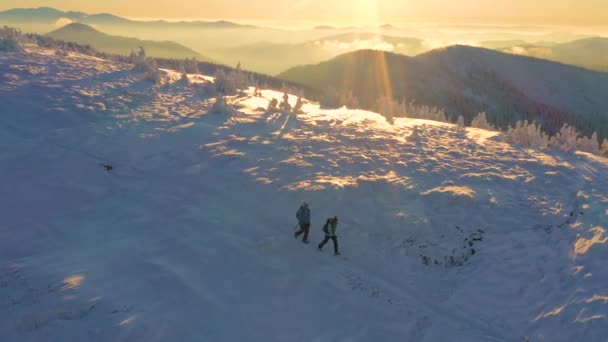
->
<box><xmin>318</xmin><ymin>216</ymin><xmax>340</xmax><ymax>255</ymax></box>
<box><xmin>294</xmin><ymin>202</ymin><xmax>311</xmax><ymax>243</ymax></box>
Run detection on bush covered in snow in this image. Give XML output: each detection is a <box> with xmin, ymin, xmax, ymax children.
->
<box><xmin>131</xmin><ymin>47</ymin><xmax>162</xmax><ymax>84</ymax></box>
<box><xmin>504</xmin><ymin>121</ymin><xmax>550</xmax><ymax>149</ymax></box>
<box><xmin>548</xmin><ymin>124</ymin><xmax>579</xmax><ymax>153</ymax></box>
<box><xmin>292</xmin><ymin>97</ymin><xmax>304</xmax><ymax>114</ymax></box>
<box><xmin>180</xmin><ymin>72</ymin><xmax>191</xmax><ymax>86</ymax></box>
<box><xmin>602</xmin><ymin>139</ymin><xmax>608</xmax><ymax>156</ymax></box>
<box><xmin>503</xmin><ymin>121</ymin><xmax>607</xmax><ymax>157</ymax></box>
<box><xmin>267</xmin><ymin>98</ymin><xmax>279</xmax><ymax>113</ymax></box>
<box><xmin>470</xmin><ymin>112</ymin><xmax>494</xmax><ymax>130</ymax></box>
<box><xmin>183</xmin><ymin>58</ymin><xmax>200</xmax><ymax>74</ymax></box>
<box><xmin>213</xmin><ymin>69</ymin><xmax>238</xmax><ymax>95</ymax></box>
<box><xmin>577</xmin><ymin>132</ymin><xmax>600</xmax><ymax>154</ymax></box>
<box><xmin>210</xmin><ymin>95</ymin><xmax>236</xmax><ymax>115</ymax></box>
<box><xmin>456</xmin><ymin>115</ymin><xmax>465</xmax><ymax>127</ymax></box>
<box><xmin>0</xmin><ymin>26</ymin><xmax>24</xmax><ymax>53</ymax></box>
<box><xmin>279</xmin><ymin>93</ymin><xmax>292</xmax><ymax>113</ymax></box>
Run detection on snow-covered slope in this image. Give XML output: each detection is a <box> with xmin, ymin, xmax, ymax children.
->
<box><xmin>1</xmin><ymin>46</ymin><xmax>608</xmax><ymax>342</ymax></box>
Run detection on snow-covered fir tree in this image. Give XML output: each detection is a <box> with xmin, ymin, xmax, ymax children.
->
<box><xmin>210</xmin><ymin>94</ymin><xmax>235</xmax><ymax>115</ymax></box>
<box><xmin>456</xmin><ymin>115</ymin><xmax>465</xmax><ymax>127</ymax></box>
<box><xmin>577</xmin><ymin>132</ymin><xmax>600</xmax><ymax>154</ymax></box>
<box><xmin>549</xmin><ymin>124</ymin><xmax>579</xmax><ymax>153</ymax></box>
<box><xmin>131</xmin><ymin>47</ymin><xmax>161</xmax><ymax>84</ymax></box>
<box><xmin>505</xmin><ymin>121</ymin><xmax>549</xmax><ymax>149</ymax></box>
<box><xmin>601</xmin><ymin>139</ymin><xmax>608</xmax><ymax>156</ymax></box>
<box><xmin>267</xmin><ymin>98</ymin><xmax>279</xmax><ymax>113</ymax></box>
<box><xmin>471</xmin><ymin>112</ymin><xmax>494</xmax><ymax>130</ymax></box>
<box><xmin>293</xmin><ymin>97</ymin><xmax>304</xmax><ymax>114</ymax></box>
<box><xmin>180</xmin><ymin>71</ymin><xmax>191</xmax><ymax>86</ymax></box>
<box><xmin>213</xmin><ymin>69</ymin><xmax>237</xmax><ymax>95</ymax></box>
<box><xmin>279</xmin><ymin>93</ymin><xmax>292</xmax><ymax>113</ymax></box>
<box><xmin>183</xmin><ymin>58</ymin><xmax>200</xmax><ymax>74</ymax></box>
<box><xmin>0</xmin><ymin>26</ymin><xmax>24</xmax><ymax>53</ymax></box>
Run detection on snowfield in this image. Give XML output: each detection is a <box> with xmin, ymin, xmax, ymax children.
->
<box><xmin>1</xmin><ymin>45</ymin><xmax>608</xmax><ymax>342</ymax></box>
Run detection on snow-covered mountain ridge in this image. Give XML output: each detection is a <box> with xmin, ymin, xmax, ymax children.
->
<box><xmin>1</xmin><ymin>45</ymin><xmax>608</xmax><ymax>341</ymax></box>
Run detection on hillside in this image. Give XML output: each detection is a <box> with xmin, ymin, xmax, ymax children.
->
<box><xmin>279</xmin><ymin>46</ymin><xmax>608</xmax><ymax>139</ymax></box>
<box><xmin>1</xmin><ymin>42</ymin><xmax>608</xmax><ymax>341</ymax></box>
<box><xmin>47</xmin><ymin>23</ymin><xmax>210</xmax><ymax>60</ymax></box>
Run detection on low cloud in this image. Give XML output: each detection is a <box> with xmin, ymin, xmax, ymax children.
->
<box><xmin>509</xmin><ymin>46</ymin><xmax>553</xmax><ymax>57</ymax></box>
<box><xmin>423</xmin><ymin>39</ymin><xmax>481</xmax><ymax>50</ymax></box>
<box><xmin>55</xmin><ymin>17</ymin><xmax>73</xmax><ymax>27</ymax></box>
<box><xmin>510</xmin><ymin>46</ymin><xmax>528</xmax><ymax>55</ymax></box>
<box><xmin>314</xmin><ymin>38</ymin><xmax>395</xmax><ymax>52</ymax></box>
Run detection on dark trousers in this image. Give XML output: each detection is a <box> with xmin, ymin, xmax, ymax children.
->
<box><xmin>318</xmin><ymin>236</ymin><xmax>338</xmax><ymax>254</ymax></box>
<box><xmin>295</xmin><ymin>224</ymin><xmax>310</xmax><ymax>241</ymax></box>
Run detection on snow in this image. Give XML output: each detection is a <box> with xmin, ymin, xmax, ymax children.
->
<box><xmin>1</xmin><ymin>46</ymin><xmax>608</xmax><ymax>341</ymax></box>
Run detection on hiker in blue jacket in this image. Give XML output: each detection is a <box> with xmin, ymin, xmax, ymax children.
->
<box><xmin>318</xmin><ymin>216</ymin><xmax>340</xmax><ymax>255</ymax></box>
<box><xmin>294</xmin><ymin>202</ymin><xmax>311</xmax><ymax>243</ymax></box>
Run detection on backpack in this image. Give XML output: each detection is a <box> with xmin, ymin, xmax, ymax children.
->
<box><xmin>322</xmin><ymin>223</ymin><xmax>328</xmax><ymax>234</ymax></box>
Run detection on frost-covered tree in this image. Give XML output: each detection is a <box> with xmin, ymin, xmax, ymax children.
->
<box><xmin>292</xmin><ymin>97</ymin><xmax>304</xmax><ymax>114</ymax></box>
<box><xmin>601</xmin><ymin>139</ymin><xmax>608</xmax><ymax>156</ymax></box>
<box><xmin>577</xmin><ymin>132</ymin><xmax>600</xmax><ymax>154</ymax></box>
<box><xmin>549</xmin><ymin>124</ymin><xmax>579</xmax><ymax>153</ymax></box>
<box><xmin>0</xmin><ymin>26</ymin><xmax>24</xmax><ymax>53</ymax></box>
<box><xmin>279</xmin><ymin>93</ymin><xmax>292</xmax><ymax>113</ymax></box>
<box><xmin>130</xmin><ymin>47</ymin><xmax>161</xmax><ymax>83</ymax></box>
<box><xmin>402</xmin><ymin>100</ymin><xmax>448</xmax><ymax>123</ymax></box>
<box><xmin>210</xmin><ymin>94</ymin><xmax>237</xmax><ymax>115</ymax></box>
<box><xmin>213</xmin><ymin>69</ymin><xmax>237</xmax><ymax>95</ymax></box>
<box><xmin>505</xmin><ymin>121</ymin><xmax>549</xmax><ymax>149</ymax></box>
<box><xmin>230</xmin><ymin>63</ymin><xmax>249</xmax><ymax>93</ymax></box>
<box><xmin>183</xmin><ymin>58</ymin><xmax>200</xmax><ymax>74</ymax></box>
<box><xmin>456</xmin><ymin>115</ymin><xmax>465</xmax><ymax>127</ymax></box>
<box><xmin>267</xmin><ymin>98</ymin><xmax>279</xmax><ymax>113</ymax></box>
<box><xmin>199</xmin><ymin>80</ymin><xmax>217</xmax><ymax>97</ymax></box>
<box><xmin>470</xmin><ymin>112</ymin><xmax>494</xmax><ymax>130</ymax></box>
<box><xmin>180</xmin><ymin>72</ymin><xmax>191</xmax><ymax>86</ymax></box>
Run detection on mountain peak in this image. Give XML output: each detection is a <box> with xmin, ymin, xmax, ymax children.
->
<box><xmin>51</xmin><ymin>22</ymin><xmax>99</xmax><ymax>34</ymax></box>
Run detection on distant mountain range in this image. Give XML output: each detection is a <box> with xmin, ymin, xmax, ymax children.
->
<box><xmin>212</xmin><ymin>33</ymin><xmax>426</xmax><ymax>75</ymax></box>
<box><xmin>497</xmin><ymin>37</ymin><xmax>608</xmax><ymax>72</ymax></box>
<box><xmin>3</xmin><ymin>7</ymin><xmax>608</xmax><ymax>75</ymax></box>
<box><xmin>47</xmin><ymin>23</ymin><xmax>210</xmax><ymax>60</ymax></box>
<box><xmin>279</xmin><ymin>46</ymin><xmax>608</xmax><ymax>139</ymax></box>
<box><xmin>0</xmin><ymin>7</ymin><xmax>248</xmax><ymax>28</ymax></box>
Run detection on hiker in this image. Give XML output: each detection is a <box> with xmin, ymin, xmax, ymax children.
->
<box><xmin>318</xmin><ymin>216</ymin><xmax>340</xmax><ymax>255</ymax></box>
<box><xmin>294</xmin><ymin>202</ymin><xmax>311</xmax><ymax>243</ymax></box>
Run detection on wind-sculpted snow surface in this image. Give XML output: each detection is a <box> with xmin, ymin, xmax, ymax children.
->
<box><xmin>1</xmin><ymin>46</ymin><xmax>608</xmax><ymax>341</ymax></box>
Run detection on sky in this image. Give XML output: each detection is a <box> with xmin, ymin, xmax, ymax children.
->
<box><xmin>1</xmin><ymin>0</ymin><xmax>607</xmax><ymax>27</ymax></box>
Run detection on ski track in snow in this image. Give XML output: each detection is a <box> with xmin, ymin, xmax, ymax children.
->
<box><xmin>1</xmin><ymin>45</ymin><xmax>608</xmax><ymax>341</ymax></box>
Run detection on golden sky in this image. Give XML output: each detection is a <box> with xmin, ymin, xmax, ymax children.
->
<box><xmin>1</xmin><ymin>0</ymin><xmax>607</xmax><ymax>26</ymax></box>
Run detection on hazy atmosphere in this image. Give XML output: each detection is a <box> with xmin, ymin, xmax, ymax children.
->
<box><xmin>1</xmin><ymin>0</ymin><xmax>608</xmax><ymax>27</ymax></box>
